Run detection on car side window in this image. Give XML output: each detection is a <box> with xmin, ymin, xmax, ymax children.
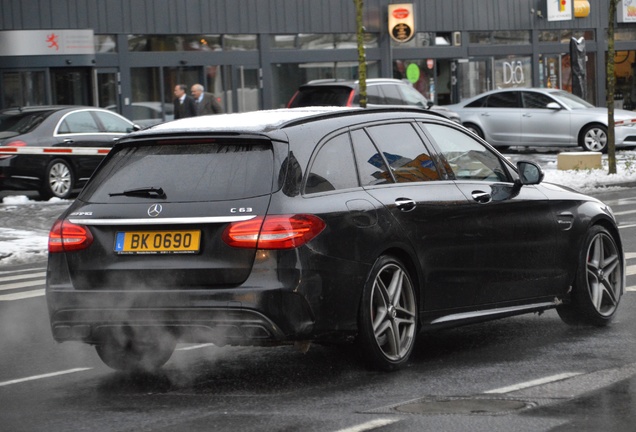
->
<box><xmin>422</xmin><ymin>123</ymin><xmax>509</xmax><ymax>182</ymax></box>
<box><xmin>367</xmin><ymin>86</ymin><xmax>384</xmax><ymax>104</ymax></box>
<box><xmin>484</xmin><ymin>92</ymin><xmax>520</xmax><ymax>108</ymax></box>
<box><xmin>351</xmin><ymin>129</ymin><xmax>393</xmax><ymax>186</ymax></box>
<box><xmin>465</xmin><ymin>96</ymin><xmax>487</xmax><ymax>108</ymax></box>
<box><xmin>382</xmin><ymin>85</ymin><xmax>404</xmax><ymax>105</ymax></box>
<box><xmin>305</xmin><ymin>133</ymin><xmax>359</xmax><ymax>194</ymax></box>
<box><xmin>57</xmin><ymin>111</ymin><xmax>100</xmax><ymax>134</ymax></box>
<box><xmin>94</xmin><ymin>111</ymin><xmax>134</xmax><ymax>133</ymax></box>
<box><xmin>522</xmin><ymin>92</ymin><xmax>555</xmax><ymax>109</ymax></box>
<box><xmin>365</xmin><ymin>123</ymin><xmax>440</xmax><ymax>183</ymax></box>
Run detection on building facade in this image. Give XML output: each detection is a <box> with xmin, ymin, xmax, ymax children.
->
<box><xmin>2</xmin><ymin>0</ymin><xmax>636</xmax><ymax>124</ymax></box>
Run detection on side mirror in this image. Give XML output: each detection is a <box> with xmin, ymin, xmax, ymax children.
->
<box><xmin>546</xmin><ymin>102</ymin><xmax>562</xmax><ymax>110</ymax></box>
<box><xmin>426</xmin><ymin>101</ymin><xmax>434</xmax><ymax>109</ymax></box>
<box><xmin>516</xmin><ymin>161</ymin><xmax>544</xmax><ymax>185</ymax></box>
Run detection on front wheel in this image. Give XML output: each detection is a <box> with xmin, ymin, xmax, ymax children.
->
<box><xmin>557</xmin><ymin>225</ymin><xmax>623</xmax><ymax>326</ymax></box>
<box><xmin>355</xmin><ymin>256</ymin><xmax>418</xmax><ymax>371</ymax></box>
<box><xmin>580</xmin><ymin>124</ymin><xmax>608</xmax><ymax>153</ymax></box>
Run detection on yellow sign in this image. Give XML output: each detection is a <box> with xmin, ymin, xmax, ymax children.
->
<box><xmin>574</xmin><ymin>0</ymin><xmax>590</xmax><ymax>18</ymax></box>
<box><xmin>388</xmin><ymin>4</ymin><xmax>415</xmax><ymax>43</ymax></box>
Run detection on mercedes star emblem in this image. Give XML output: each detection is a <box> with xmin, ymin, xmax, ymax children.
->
<box><xmin>147</xmin><ymin>203</ymin><xmax>163</xmax><ymax>217</ymax></box>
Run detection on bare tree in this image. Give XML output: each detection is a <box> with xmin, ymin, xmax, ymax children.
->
<box><xmin>354</xmin><ymin>0</ymin><xmax>367</xmax><ymax>108</ymax></box>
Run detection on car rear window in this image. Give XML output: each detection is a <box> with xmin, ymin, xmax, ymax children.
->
<box><xmin>289</xmin><ymin>86</ymin><xmax>353</xmax><ymax>107</ymax></box>
<box><xmin>0</xmin><ymin>110</ymin><xmax>54</xmax><ymax>137</ymax></box>
<box><xmin>81</xmin><ymin>140</ymin><xmax>276</xmax><ymax>203</ymax></box>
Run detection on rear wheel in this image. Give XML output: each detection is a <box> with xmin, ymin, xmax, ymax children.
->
<box><xmin>580</xmin><ymin>124</ymin><xmax>608</xmax><ymax>152</ymax></box>
<box><xmin>557</xmin><ymin>225</ymin><xmax>623</xmax><ymax>326</ymax></box>
<box><xmin>40</xmin><ymin>158</ymin><xmax>74</xmax><ymax>199</ymax></box>
<box><xmin>95</xmin><ymin>327</ymin><xmax>176</xmax><ymax>372</ymax></box>
<box><xmin>355</xmin><ymin>256</ymin><xmax>417</xmax><ymax>371</ymax></box>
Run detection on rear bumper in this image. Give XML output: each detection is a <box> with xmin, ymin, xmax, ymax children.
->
<box><xmin>46</xmin><ymin>287</ymin><xmax>320</xmax><ymax>346</ymax></box>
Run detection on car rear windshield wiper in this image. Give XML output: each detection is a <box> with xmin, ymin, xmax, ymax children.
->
<box><xmin>109</xmin><ymin>187</ymin><xmax>166</xmax><ymax>199</ymax></box>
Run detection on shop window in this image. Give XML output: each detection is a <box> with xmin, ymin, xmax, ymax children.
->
<box><xmin>128</xmin><ymin>34</ymin><xmax>222</xmax><ymax>52</ymax></box>
<box><xmin>1</xmin><ymin>71</ymin><xmax>46</xmax><ymax>108</ymax></box>
<box><xmin>275</xmin><ymin>33</ymin><xmax>377</xmax><ymax>50</ymax></box>
<box><xmin>95</xmin><ymin>35</ymin><xmax>117</xmax><ymax>53</ymax></box>
<box><xmin>539</xmin><ymin>30</ymin><xmax>595</xmax><ymax>43</ymax></box>
<box><xmin>390</xmin><ymin>32</ymin><xmax>456</xmax><ymax>48</ymax></box>
<box><xmin>493</xmin><ymin>56</ymin><xmax>532</xmax><ymax>89</ymax></box>
<box><xmin>615</xmin><ymin>28</ymin><xmax>636</xmax><ymax>42</ymax></box>
<box><xmin>223</xmin><ymin>35</ymin><xmax>258</xmax><ymax>51</ymax></box>
<box><xmin>469</xmin><ymin>31</ymin><xmax>530</xmax><ymax>45</ymax></box>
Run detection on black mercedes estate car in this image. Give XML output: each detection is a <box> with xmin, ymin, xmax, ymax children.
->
<box><xmin>46</xmin><ymin>107</ymin><xmax>624</xmax><ymax>372</ymax></box>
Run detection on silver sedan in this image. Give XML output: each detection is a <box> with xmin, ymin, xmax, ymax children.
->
<box><xmin>445</xmin><ymin>88</ymin><xmax>636</xmax><ymax>152</ymax></box>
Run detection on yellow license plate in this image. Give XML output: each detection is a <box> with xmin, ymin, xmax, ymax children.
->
<box><xmin>114</xmin><ymin>230</ymin><xmax>201</xmax><ymax>254</ymax></box>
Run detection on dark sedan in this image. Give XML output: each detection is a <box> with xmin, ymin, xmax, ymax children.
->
<box><xmin>0</xmin><ymin>106</ymin><xmax>139</xmax><ymax>199</ymax></box>
<box><xmin>46</xmin><ymin>107</ymin><xmax>624</xmax><ymax>372</ymax></box>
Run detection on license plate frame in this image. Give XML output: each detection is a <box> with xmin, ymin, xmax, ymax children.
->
<box><xmin>114</xmin><ymin>230</ymin><xmax>201</xmax><ymax>254</ymax></box>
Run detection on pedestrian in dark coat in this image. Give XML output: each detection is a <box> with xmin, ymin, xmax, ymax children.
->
<box><xmin>191</xmin><ymin>83</ymin><xmax>224</xmax><ymax>115</ymax></box>
<box><xmin>173</xmin><ymin>84</ymin><xmax>197</xmax><ymax>119</ymax></box>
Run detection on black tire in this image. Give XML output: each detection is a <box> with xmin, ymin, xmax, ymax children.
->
<box><xmin>95</xmin><ymin>327</ymin><xmax>176</xmax><ymax>372</ymax></box>
<box><xmin>579</xmin><ymin>124</ymin><xmax>608</xmax><ymax>153</ymax></box>
<box><xmin>40</xmin><ymin>158</ymin><xmax>74</xmax><ymax>199</ymax></box>
<box><xmin>355</xmin><ymin>255</ymin><xmax>418</xmax><ymax>371</ymax></box>
<box><xmin>557</xmin><ymin>225</ymin><xmax>623</xmax><ymax>327</ymax></box>
<box><xmin>463</xmin><ymin>123</ymin><xmax>484</xmax><ymax>139</ymax></box>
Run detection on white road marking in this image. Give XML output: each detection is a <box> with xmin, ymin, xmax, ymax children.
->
<box><xmin>0</xmin><ymin>368</ymin><xmax>92</xmax><ymax>387</ymax></box>
<box><xmin>176</xmin><ymin>343</ymin><xmax>216</xmax><ymax>351</ymax></box>
<box><xmin>0</xmin><ymin>280</ymin><xmax>45</xmax><ymax>291</ymax></box>
<box><xmin>626</xmin><ymin>253</ymin><xmax>636</xmax><ymax>260</ymax></box>
<box><xmin>619</xmin><ymin>224</ymin><xmax>636</xmax><ymax>229</ymax></box>
<box><xmin>0</xmin><ymin>289</ymin><xmax>45</xmax><ymax>301</ymax></box>
<box><xmin>627</xmin><ymin>265</ymin><xmax>636</xmax><ymax>276</ymax></box>
<box><xmin>333</xmin><ymin>418</ymin><xmax>401</xmax><ymax>432</ymax></box>
<box><xmin>0</xmin><ymin>272</ymin><xmax>46</xmax><ymax>283</ymax></box>
<box><xmin>614</xmin><ymin>209</ymin><xmax>636</xmax><ymax>216</ymax></box>
<box><xmin>0</xmin><ymin>267</ymin><xmax>46</xmax><ymax>276</ymax></box>
<box><xmin>484</xmin><ymin>372</ymin><xmax>583</xmax><ymax>394</ymax></box>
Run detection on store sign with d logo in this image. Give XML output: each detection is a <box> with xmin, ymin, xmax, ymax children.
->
<box><xmin>388</xmin><ymin>4</ymin><xmax>415</xmax><ymax>43</ymax></box>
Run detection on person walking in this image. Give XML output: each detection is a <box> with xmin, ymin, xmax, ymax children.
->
<box><xmin>191</xmin><ymin>83</ymin><xmax>224</xmax><ymax>115</ymax></box>
<box><xmin>173</xmin><ymin>84</ymin><xmax>196</xmax><ymax>119</ymax></box>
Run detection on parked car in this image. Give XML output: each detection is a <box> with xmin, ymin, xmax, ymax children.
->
<box><xmin>46</xmin><ymin>107</ymin><xmax>624</xmax><ymax>372</ymax></box>
<box><xmin>106</xmin><ymin>102</ymin><xmax>174</xmax><ymax>128</ymax></box>
<box><xmin>287</xmin><ymin>78</ymin><xmax>461</xmax><ymax>123</ymax></box>
<box><xmin>0</xmin><ymin>106</ymin><xmax>139</xmax><ymax>199</ymax></box>
<box><xmin>444</xmin><ymin>87</ymin><xmax>636</xmax><ymax>152</ymax></box>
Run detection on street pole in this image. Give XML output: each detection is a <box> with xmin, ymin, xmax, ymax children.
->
<box><xmin>607</xmin><ymin>0</ymin><xmax>618</xmax><ymax>174</ymax></box>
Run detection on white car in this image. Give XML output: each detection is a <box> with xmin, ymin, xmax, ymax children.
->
<box><xmin>445</xmin><ymin>88</ymin><xmax>636</xmax><ymax>152</ymax></box>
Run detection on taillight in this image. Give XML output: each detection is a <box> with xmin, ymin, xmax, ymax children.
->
<box><xmin>222</xmin><ymin>214</ymin><xmax>326</xmax><ymax>250</ymax></box>
<box><xmin>346</xmin><ymin>90</ymin><xmax>356</xmax><ymax>107</ymax></box>
<box><xmin>48</xmin><ymin>220</ymin><xmax>94</xmax><ymax>253</ymax></box>
<box><xmin>0</xmin><ymin>141</ymin><xmax>26</xmax><ymax>160</ymax></box>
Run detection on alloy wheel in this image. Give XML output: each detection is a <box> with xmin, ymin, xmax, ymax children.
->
<box><xmin>370</xmin><ymin>263</ymin><xmax>417</xmax><ymax>361</ymax></box>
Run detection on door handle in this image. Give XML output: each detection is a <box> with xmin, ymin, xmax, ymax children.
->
<box><xmin>395</xmin><ymin>197</ymin><xmax>416</xmax><ymax>212</ymax></box>
<box><xmin>471</xmin><ymin>191</ymin><xmax>492</xmax><ymax>204</ymax></box>
<box><xmin>63</xmin><ymin>139</ymin><xmax>74</xmax><ymax>144</ymax></box>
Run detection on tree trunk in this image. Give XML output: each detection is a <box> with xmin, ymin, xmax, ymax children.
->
<box><xmin>354</xmin><ymin>0</ymin><xmax>367</xmax><ymax>108</ymax></box>
<box><xmin>607</xmin><ymin>0</ymin><xmax>617</xmax><ymax>174</ymax></box>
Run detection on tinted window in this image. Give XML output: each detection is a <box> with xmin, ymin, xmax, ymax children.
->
<box><xmin>484</xmin><ymin>92</ymin><xmax>520</xmax><ymax>108</ymax></box>
<box><xmin>423</xmin><ymin>123</ymin><xmax>508</xmax><ymax>182</ymax></box>
<box><xmin>94</xmin><ymin>111</ymin><xmax>134</xmax><ymax>133</ymax></box>
<box><xmin>366</xmin><ymin>123</ymin><xmax>440</xmax><ymax>182</ymax></box>
<box><xmin>82</xmin><ymin>141</ymin><xmax>274</xmax><ymax>203</ymax></box>
<box><xmin>351</xmin><ymin>129</ymin><xmax>393</xmax><ymax>186</ymax></box>
<box><xmin>58</xmin><ymin>111</ymin><xmax>100</xmax><ymax>134</ymax></box>
<box><xmin>0</xmin><ymin>110</ymin><xmax>53</xmax><ymax>136</ymax></box>
<box><xmin>465</xmin><ymin>96</ymin><xmax>487</xmax><ymax>108</ymax></box>
<box><xmin>289</xmin><ymin>86</ymin><xmax>353</xmax><ymax>107</ymax></box>
<box><xmin>398</xmin><ymin>85</ymin><xmax>429</xmax><ymax>107</ymax></box>
<box><xmin>382</xmin><ymin>85</ymin><xmax>404</xmax><ymax>105</ymax></box>
<box><xmin>367</xmin><ymin>86</ymin><xmax>384</xmax><ymax>104</ymax></box>
<box><xmin>522</xmin><ymin>92</ymin><xmax>555</xmax><ymax>109</ymax></box>
<box><xmin>305</xmin><ymin>133</ymin><xmax>359</xmax><ymax>194</ymax></box>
